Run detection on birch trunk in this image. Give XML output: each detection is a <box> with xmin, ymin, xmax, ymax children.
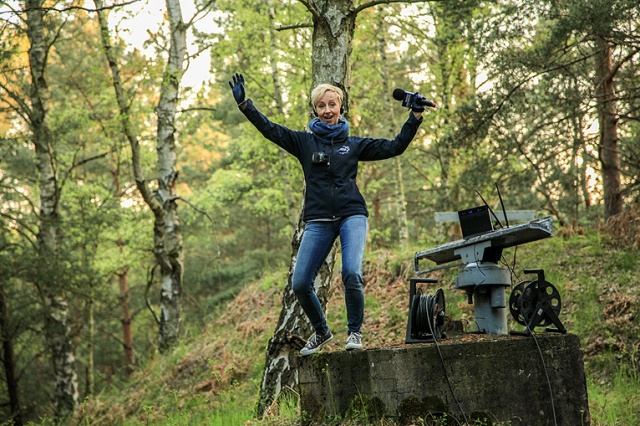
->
<box><xmin>308</xmin><ymin>0</ymin><xmax>356</xmax><ymax>106</ymax></box>
<box><xmin>95</xmin><ymin>0</ymin><xmax>187</xmax><ymax>351</ymax></box>
<box><xmin>256</xmin><ymin>0</ymin><xmax>358</xmax><ymax>417</ymax></box>
<box><xmin>25</xmin><ymin>0</ymin><xmax>79</xmax><ymax>420</ymax></box>
<box><xmin>155</xmin><ymin>0</ymin><xmax>187</xmax><ymax>351</ymax></box>
<box><xmin>256</xmin><ymin>209</ymin><xmax>336</xmax><ymax>416</ymax></box>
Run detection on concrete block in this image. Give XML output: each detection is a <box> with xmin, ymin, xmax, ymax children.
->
<box><xmin>298</xmin><ymin>333</ymin><xmax>590</xmax><ymax>425</ymax></box>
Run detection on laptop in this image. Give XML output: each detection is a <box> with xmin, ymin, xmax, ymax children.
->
<box><xmin>458</xmin><ymin>205</ymin><xmax>493</xmax><ymax>239</ymax></box>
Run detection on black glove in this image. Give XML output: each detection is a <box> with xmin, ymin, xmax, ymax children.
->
<box><xmin>228</xmin><ymin>73</ymin><xmax>246</xmax><ymax>105</ymax></box>
<box><xmin>411</xmin><ymin>104</ymin><xmax>425</xmax><ymax>113</ymax></box>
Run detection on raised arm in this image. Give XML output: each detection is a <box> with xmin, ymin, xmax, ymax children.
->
<box><xmin>228</xmin><ymin>73</ymin><xmax>306</xmax><ymax>157</ymax></box>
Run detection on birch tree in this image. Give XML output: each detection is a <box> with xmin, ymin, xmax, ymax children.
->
<box><xmin>24</xmin><ymin>0</ymin><xmax>79</xmax><ymax>419</ymax></box>
<box><xmin>1</xmin><ymin>1</ymin><xmax>131</xmax><ymax>418</ymax></box>
<box><xmin>95</xmin><ymin>0</ymin><xmax>188</xmax><ymax>351</ymax></box>
<box><xmin>257</xmin><ymin>0</ymin><xmax>433</xmax><ymax>417</ymax></box>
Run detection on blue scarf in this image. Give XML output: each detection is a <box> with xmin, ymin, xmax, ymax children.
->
<box><xmin>308</xmin><ymin>117</ymin><xmax>350</xmax><ymax>140</ymax></box>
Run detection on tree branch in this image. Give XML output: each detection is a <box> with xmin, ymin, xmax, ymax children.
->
<box><xmin>298</xmin><ymin>0</ymin><xmax>323</xmax><ymax>22</ymax></box>
<box><xmin>94</xmin><ymin>0</ymin><xmax>162</xmax><ymax>214</ymax></box>
<box><xmin>175</xmin><ymin>196</ymin><xmax>215</xmax><ymax>224</ymax></box>
<box><xmin>185</xmin><ymin>0</ymin><xmax>216</xmax><ymax>28</ymax></box>
<box><xmin>353</xmin><ymin>0</ymin><xmax>431</xmax><ymax>16</ymax></box>
<box><xmin>276</xmin><ymin>22</ymin><xmax>313</xmax><ymax>31</ymax></box>
<box><xmin>0</xmin><ymin>213</ymin><xmax>38</xmax><ymax>250</ymax></box>
<box><xmin>620</xmin><ymin>179</ymin><xmax>640</xmax><ymax>197</ymax></box>
<box><xmin>178</xmin><ymin>106</ymin><xmax>217</xmax><ymax>113</ymax></box>
<box><xmin>607</xmin><ymin>46</ymin><xmax>640</xmax><ymax>82</ymax></box>
<box><xmin>73</xmin><ymin>150</ymin><xmax>112</xmax><ymax>169</ymax></box>
<box><xmin>145</xmin><ymin>264</ymin><xmax>161</xmax><ymax>325</ymax></box>
<box><xmin>472</xmin><ymin>50</ymin><xmax>598</xmax><ymax>138</ymax></box>
<box><xmin>5</xmin><ymin>0</ymin><xmax>141</xmax><ymax>15</ymax></box>
<box><xmin>0</xmin><ymin>79</ymin><xmax>32</xmax><ymax>122</ymax></box>
<box><xmin>58</xmin><ymin>149</ymin><xmax>113</xmax><ymax>193</ymax></box>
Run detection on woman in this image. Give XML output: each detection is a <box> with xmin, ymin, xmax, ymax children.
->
<box><xmin>229</xmin><ymin>73</ymin><xmax>424</xmax><ymax>356</ymax></box>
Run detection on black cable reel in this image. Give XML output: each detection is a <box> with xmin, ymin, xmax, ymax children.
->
<box><xmin>406</xmin><ymin>278</ymin><xmax>446</xmax><ymax>343</ymax></box>
<box><xmin>509</xmin><ymin>269</ymin><xmax>566</xmax><ymax>335</ymax></box>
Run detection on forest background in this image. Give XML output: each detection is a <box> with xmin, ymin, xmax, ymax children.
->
<box><xmin>0</xmin><ymin>0</ymin><xmax>639</xmax><ymax>424</ymax></box>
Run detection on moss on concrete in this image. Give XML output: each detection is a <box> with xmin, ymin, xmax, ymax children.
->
<box><xmin>344</xmin><ymin>394</ymin><xmax>386</xmax><ymax>423</ymax></box>
<box><xmin>396</xmin><ymin>395</ymin><xmax>449</xmax><ymax>425</ymax></box>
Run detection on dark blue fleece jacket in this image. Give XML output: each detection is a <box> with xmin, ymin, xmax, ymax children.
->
<box><xmin>240</xmin><ymin>99</ymin><xmax>423</xmax><ymax>222</ymax></box>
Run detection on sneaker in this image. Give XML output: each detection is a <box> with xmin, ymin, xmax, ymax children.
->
<box><xmin>345</xmin><ymin>332</ymin><xmax>363</xmax><ymax>350</ymax></box>
<box><xmin>299</xmin><ymin>331</ymin><xmax>333</xmax><ymax>356</ymax></box>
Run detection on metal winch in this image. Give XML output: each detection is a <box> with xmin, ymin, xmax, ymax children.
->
<box><xmin>413</xmin><ymin>216</ymin><xmax>557</xmax><ymax>335</ymax></box>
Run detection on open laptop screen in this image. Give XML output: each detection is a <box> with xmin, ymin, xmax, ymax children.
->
<box><xmin>458</xmin><ymin>206</ymin><xmax>493</xmax><ymax>239</ymax></box>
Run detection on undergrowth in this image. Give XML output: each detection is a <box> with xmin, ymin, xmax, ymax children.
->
<box><xmin>71</xmin><ymin>224</ymin><xmax>639</xmax><ymax>426</ymax></box>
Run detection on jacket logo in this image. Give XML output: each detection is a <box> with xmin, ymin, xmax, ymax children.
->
<box><xmin>337</xmin><ymin>146</ymin><xmax>350</xmax><ymax>155</ymax></box>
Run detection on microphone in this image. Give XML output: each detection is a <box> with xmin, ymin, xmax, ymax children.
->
<box><xmin>392</xmin><ymin>88</ymin><xmax>437</xmax><ymax>109</ymax></box>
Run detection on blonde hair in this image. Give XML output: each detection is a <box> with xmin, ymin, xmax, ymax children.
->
<box><xmin>310</xmin><ymin>84</ymin><xmax>344</xmax><ymax>109</ymax></box>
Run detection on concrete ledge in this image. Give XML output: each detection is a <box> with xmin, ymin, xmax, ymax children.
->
<box><xmin>298</xmin><ymin>333</ymin><xmax>590</xmax><ymax>425</ymax></box>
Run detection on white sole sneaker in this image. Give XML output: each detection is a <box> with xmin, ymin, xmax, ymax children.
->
<box><xmin>345</xmin><ymin>333</ymin><xmax>362</xmax><ymax>350</ymax></box>
<box><xmin>300</xmin><ymin>332</ymin><xmax>333</xmax><ymax>356</ymax></box>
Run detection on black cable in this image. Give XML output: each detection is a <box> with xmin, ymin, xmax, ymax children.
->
<box><xmin>501</xmin><ymin>253</ymin><xmax>520</xmax><ymax>286</ymax></box>
<box><xmin>414</xmin><ymin>292</ymin><xmax>443</xmax><ymax>338</ymax></box>
<box><xmin>422</xmin><ymin>292</ymin><xmax>470</xmax><ymax>426</ymax></box>
<box><xmin>415</xmin><ymin>292</ymin><xmax>436</xmax><ymax>336</ymax></box>
<box><xmin>521</xmin><ymin>293</ymin><xmax>559</xmax><ymax>426</ymax></box>
<box><xmin>505</xmin><ymin>267</ymin><xmax>559</xmax><ymax>426</ymax></box>
<box><xmin>528</xmin><ymin>331</ymin><xmax>558</xmax><ymax>426</ymax></box>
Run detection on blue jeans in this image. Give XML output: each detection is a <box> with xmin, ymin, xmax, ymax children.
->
<box><xmin>292</xmin><ymin>215</ymin><xmax>368</xmax><ymax>336</ymax></box>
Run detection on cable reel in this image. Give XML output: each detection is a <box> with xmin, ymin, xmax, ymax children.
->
<box><xmin>509</xmin><ymin>269</ymin><xmax>566</xmax><ymax>335</ymax></box>
<box><xmin>406</xmin><ymin>278</ymin><xmax>446</xmax><ymax>343</ymax></box>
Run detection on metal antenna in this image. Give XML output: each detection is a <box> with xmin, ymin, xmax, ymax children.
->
<box><xmin>475</xmin><ymin>189</ymin><xmax>503</xmax><ymax>228</ymax></box>
<box><xmin>496</xmin><ymin>183</ymin><xmax>510</xmax><ymax>228</ymax></box>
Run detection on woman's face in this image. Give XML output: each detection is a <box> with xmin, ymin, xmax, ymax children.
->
<box><xmin>315</xmin><ymin>91</ymin><xmax>342</xmax><ymax>125</ymax></box>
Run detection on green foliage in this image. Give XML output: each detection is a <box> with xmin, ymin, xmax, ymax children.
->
<box><xmin>73</xmin><ymin>226</ymin><xmax>640</xmax><ymax>426</ymax></box>
<box><xmin>2</xmin><ymin>0</ymin><xmax>640</xmax><ymax>423</ymax></box>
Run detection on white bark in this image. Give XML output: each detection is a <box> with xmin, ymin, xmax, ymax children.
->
<box><xmin>257</xmin><ymin>207</ymin><xmax>336</xmax><ymax>417</ymax></box>
<box><xmin>309</xmin><ymin>0</ymin><xmax>357</xmax><ymax>110</ymax></box>
<box><xmin>95</xmin><ymin>0</ymin><xmax>187</xmax><ymax>352</ymax></box>
<box><xmin>25</xmin><ymin>0</ymin><xmax>79</xmax><ymax>420</ymax></box>
<box><xmin>155</xmin><ymin>0</ymin><xmax>187</xmax><ymax>351</ymax></box>
<box><xmin>257</xmin><ymin>1</ymin><xmax>358</xmax><ymax>416</ymax></box>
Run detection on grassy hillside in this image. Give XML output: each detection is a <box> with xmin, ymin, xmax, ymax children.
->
<box><xmin>78</xmin><ymin>224</ymin><xmax>640</xmax><ymax>425</ymax></box>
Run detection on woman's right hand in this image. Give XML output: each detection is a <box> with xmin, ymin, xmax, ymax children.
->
<box><xmin>228</xmin><ymin>73</ymin><xmax>246</xmax><ymax>105</ymax></box>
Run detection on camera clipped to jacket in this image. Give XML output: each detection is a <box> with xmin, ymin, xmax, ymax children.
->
<box><xmin>312</xmin><ymin>152</ymin><xmax>329</xmax><ymax>164</ymax></box>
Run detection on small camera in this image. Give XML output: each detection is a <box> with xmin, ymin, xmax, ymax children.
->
<box><xmin>312</xmin><ymin>152</ymin><xmax>329</xmax><ymax>164</ymax></box>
